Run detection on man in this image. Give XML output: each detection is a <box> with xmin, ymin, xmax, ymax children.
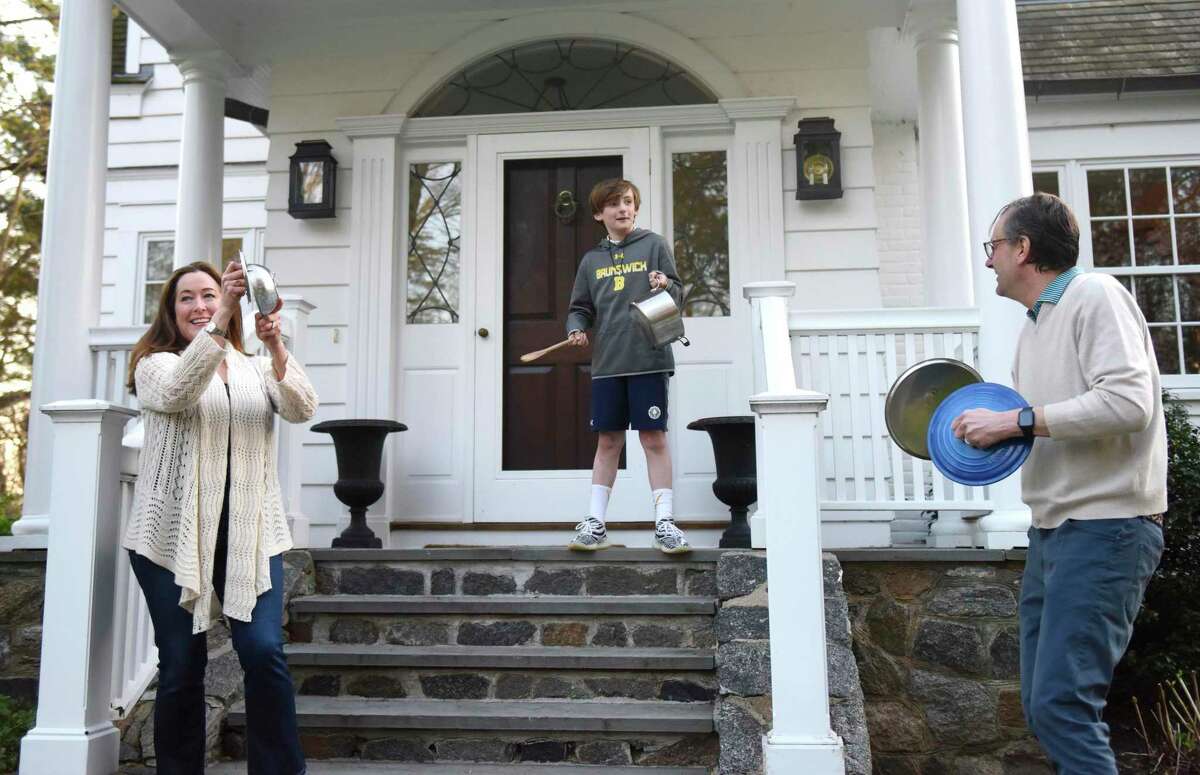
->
<box><xmin>951</xmin><ymin>193</ymin><xmax>1165</xmax><ymax>774</ymax></box>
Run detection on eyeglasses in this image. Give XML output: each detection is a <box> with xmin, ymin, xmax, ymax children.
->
<box><xmin>983</xmin><ymin>237</ymin><xmax>1015</xmax><ymax>259</ymax></box>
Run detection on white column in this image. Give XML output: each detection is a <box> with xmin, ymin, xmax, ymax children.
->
<box><xmin>336</xmin><ymin>116</ymin><xmax>405</xmax><ymax>543</ymax></box>
<box><xmin>957</xmin><ymin>0</ymin><xmax>1033</xmax><ymax>549</ymax></box>
<box><xmin>910</xmin><ymin>1</ymin><xmax>973</xmax><ymax>307</ymax></box>
<box><xmin>753</xmin><ymin>391</ymin><xmax>846</xmax><ymax>774</ymax></box>
<box><xmin>15</xmin><ymin>0</ymin><xmax>112</xmax><ymax>539</ymax></box>
<box><xmin>721</xmin><ymin>99</ymin><xmax>794</xmax><ymax>284</ymax></box>
<box><xmin>20</xmin><ymin>401</ymin><xmax>137</xmax><ymax>775</ymax></box>
<box><xmin>723</xmin><ymin>99</ymin><xmax>795</xmax><ymax>411</ymax></box>
<box><xmin>173</xmin><ymin>52</ymin><xmax>226</xmax><ymax>267</ymax></box>
<box><xmin>278</xmin><ymin>296</ymin><xmax>316</xmax><ymax>547</ymax></box>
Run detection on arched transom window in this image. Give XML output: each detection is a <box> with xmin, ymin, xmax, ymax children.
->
<box><xmin>413</xmin><ymin>38</ymin><xmax>718</xmax><ymax>117</ymax></box>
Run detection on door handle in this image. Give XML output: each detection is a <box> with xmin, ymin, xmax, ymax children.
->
<box><xmin>477</xmin><ymin>328</ymin><xmax>489</xmax><ymax>338</ymax></box>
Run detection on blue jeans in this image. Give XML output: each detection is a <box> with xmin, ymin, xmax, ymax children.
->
<box><xmin>1020</xmin><ymin>517</ymin><xmax>1163</xmax><ymax>774</ymax></box>
<box><xmin>129</xmin><ymin>549</ymin><xmax>306</xmax><ymax>775</ymax></box>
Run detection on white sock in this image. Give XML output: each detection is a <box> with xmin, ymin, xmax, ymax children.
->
<box><xmin>652</xmin><ymin>488</ymin><xmax>674</xmax><ymax>522</ymax></box>
<box><xmin>589</xmin><ymin>485</ymin><xmax>612</xmax><ymax>520</ymax></box>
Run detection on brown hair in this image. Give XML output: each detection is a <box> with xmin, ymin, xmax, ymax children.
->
<box><xmin>996</xmin><ymin>192</ymin><xmax>1081</xmax><ymax>274</ymax></box>
<box><xmin>127</xmin><ymin>261</ymin><xmax>245</xmax><ymax>393</ymax></box>
<box><xmin>589</xmin><ymin>178</ymin><xmax>641</xmax><ymax>216</ymax></box>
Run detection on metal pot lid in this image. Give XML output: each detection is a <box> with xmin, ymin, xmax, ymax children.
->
<box><xmin>243</xmin><ymin>262</ymin><xmax>281</xmax><ymax>316</ymax></box>
<box><xmin>884</xmin><ymin>358</ymin><xmax>982</xmax><ymax>460</ymax></box>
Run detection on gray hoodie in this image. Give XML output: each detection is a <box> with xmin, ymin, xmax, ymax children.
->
<box><xmin>566</xmin><ymin>228</ymin><xmax>684</xmax><ymax>379</ymax></box>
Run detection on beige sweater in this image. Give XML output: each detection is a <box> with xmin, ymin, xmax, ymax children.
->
<box><xmin>1013</xmin><ymin>272</ymin><xmax>1167</xmax><ymax>528</ymax></box>
<box><xmin>123</xmin><ymin>332</ymin><xmax>318</xmax><ymax>633</ymax></box>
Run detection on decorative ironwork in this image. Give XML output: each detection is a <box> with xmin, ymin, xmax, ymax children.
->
<box><xmin>407</xmin><ymin>162</ymin><xmax>462</xmax><ymax>324</ymax></box>
<box><xmin>414</xmin><ymin>39</ymin><xmax>718</xmax><ymax>117</ymax></box>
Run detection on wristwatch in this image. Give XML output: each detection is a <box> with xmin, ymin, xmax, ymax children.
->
<box><xmin>204</xmin><ymin>320</ymin><xmax>228</xmax><ymax>339</ymax></box>
<box><xmin>1018</xmin><ymin>406</ymin><xmax>1035</xmax><ymax>441</ymax></box>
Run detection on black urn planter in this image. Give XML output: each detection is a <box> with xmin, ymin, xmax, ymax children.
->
<box><xmin>686</xmin><ymin>415</ymin><xmax>757</xmax><ymax>549</ymax></box>
<box><xmin>311</xmin><ymin>419</ymin><xmax>407</xmax><ymax>548</ymax></box>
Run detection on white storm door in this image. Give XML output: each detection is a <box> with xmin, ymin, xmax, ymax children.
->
<box><xmin>473</xmin><ymin>128</ymin><xmax>652</xmax><ymax>522</ymax></box>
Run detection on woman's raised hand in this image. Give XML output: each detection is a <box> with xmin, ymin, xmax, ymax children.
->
<box><xmin>255</xmin><ymin>312</ymin><xmax>283</xmax><ymax>348</ymax></box>
<box><xmin>220</xmin><ymin>261</ymin><xmax>247</xmax><ymax>309</ymax></box>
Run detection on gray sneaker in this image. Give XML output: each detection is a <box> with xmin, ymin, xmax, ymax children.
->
<box><xmin>653</xmin><ymin>519</ymin><xmax>691</xmax><ymax>554</ymax></box>
<box><xmin>569</xmin><ymin>517</ymin><xmax>610</xmax><ymax>551</ymax></box>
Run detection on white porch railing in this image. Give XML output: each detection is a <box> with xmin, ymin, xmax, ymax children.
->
<box><xmin>789</xmin><ymin>307</ymin><xmax>992</xmax><ymax>514</ymax></box>
<box><xmin>743</xmin><ymin>282</ymin><xmax>847</xmax><ymax>771</ymax></box>
<box><xmin>109</xmin><ymin>468</ymin><xmax>156</xmax><ymax>718</ymax></box>
<box><xmin>89</xmin><ymin>326</ymin><xmax>144</xmax><ymax>407</ymax></box>
<box><xmin>84</xmin><ymin>327</ymin><xmax>157</xmax><ymax>718</ymax></box>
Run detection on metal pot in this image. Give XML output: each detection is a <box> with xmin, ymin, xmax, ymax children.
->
<box><xmin>884</xmin><ymin>358</ymin><xmax>982</xmax><ymax>460</ymax></box>
<box><xmin>242</xmin><ymin>259</ymin><xmax>281</xmax><ymax>316</ymax></box>
<box><xmin>630</xmin><ymin>290</ymin><xmax>690</xmax><ymax>348</ymax></box>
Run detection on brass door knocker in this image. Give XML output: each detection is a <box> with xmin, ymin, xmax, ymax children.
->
<box><xmin>554</xmin><ymin>189</ymin><xmax>578</xmax><ymax>224</ymax></box>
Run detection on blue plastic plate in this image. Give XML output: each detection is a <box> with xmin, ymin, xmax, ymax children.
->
<box><xmin>927</xmin><ymin>382</ymin><xmax>1033</xmax><ymax>486</ymax></box>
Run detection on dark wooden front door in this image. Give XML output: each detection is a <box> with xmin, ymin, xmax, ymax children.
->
<box><xmin>502</xmin><ymin>155</ymin><xmax>623</xmax><ymax>471</ymax></box>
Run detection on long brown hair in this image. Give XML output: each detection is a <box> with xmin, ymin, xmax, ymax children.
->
<box><xmin>127</xmin><ymin>261</ymin><xmax>246</xmax><ymax>393</ymax></box>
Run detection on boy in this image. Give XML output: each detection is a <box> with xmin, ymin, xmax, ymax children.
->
<box><xmin>565</xmin><ymin>178</ymin><xmax>690</xmax><ymax>554</ymax></box>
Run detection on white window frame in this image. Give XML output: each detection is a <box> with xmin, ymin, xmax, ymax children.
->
<box><xmin>401</xmin><ymin>147</ymin><xmax>468</xmax><ymax>326</ymax></box>
<box><xmin>135</xmin><ymin>232</ymin><xmax>176</xmax><ymax>324</ymax></box>
<box><xmin>663</xmin><ymin>132</ymin><xmax>733</xmax><ymax>319</ymax></box>
<box><xmin>134</xmin><ymin>229</ymin><xmax>263</xmax><ymax>323</ymax></box>
<box><xmin>220</xmin><ymin>228</ymin><xmax>261</xmax><ymax>267</ymax></box>
<box><xmin>1067</xmin><ymin>158</ymin><xmax>1200</xmax><ymax>386</ymax></box>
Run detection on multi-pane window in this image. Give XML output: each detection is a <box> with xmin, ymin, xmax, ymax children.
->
<box><xmin>407</xmin><ymin>162</ymin><xmax>462</xmax><ymax>324</ymax></box>
<box><xmin>1085</xmin><ymin>165</ymin><xmax>1200</xmax><ymax>374</ymax></box>
<box><xmin>141</xmin><ymin>239</ymin><xmax>174</xmax><ymax>323</ymax></box>
<box><xmin>671</xmin><ymin>151</ymin><xmax>730</xmax><ymax>317</ymax></box>
<box><xmin>1032</xmin><ymin>171</ymin><xmax>1060</xmax><ymax>197</ymax></box>
<box><xmin>139</xmin><ymin>235</ymin><xmax>250</xmax><ymax>323</ymax></box>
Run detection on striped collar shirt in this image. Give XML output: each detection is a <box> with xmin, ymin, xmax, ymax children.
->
<box><xmin>1028</xmin><ymin>266</ymin><xmax>1082</xmax><ymax>322</ymax></box>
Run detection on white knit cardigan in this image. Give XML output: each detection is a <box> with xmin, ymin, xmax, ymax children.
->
<box><xmin>123</xmin><ymin>331</ymin><xmax>318</xmax><ymax>633</ymax></box>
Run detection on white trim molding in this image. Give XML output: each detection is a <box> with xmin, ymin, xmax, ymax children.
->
<box><xmin>338</xmin><ymin>98</ymin><xmax>802</xmax><ymax>147</ymax></box>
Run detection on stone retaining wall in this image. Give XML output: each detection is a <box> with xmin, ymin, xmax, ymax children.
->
<box><xmin>0</xmin><ymin>550</ymin><xmax>46</xmax><ymax>704</ymax></box>
<box><xmin>840</xmin><ymin>554</ymin><xmax>1050</xmax><ymax>773</ymax></box>
<box><xmin>713</xmin><ymin>550</ymin><xmax>871</xmax><ymax>775</ymax></box>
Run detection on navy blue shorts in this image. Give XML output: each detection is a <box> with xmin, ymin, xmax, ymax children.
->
<box><xmin>590</xmin><ymin>373</ymin><xmax>669</xmax><ymax>432</ymax></box>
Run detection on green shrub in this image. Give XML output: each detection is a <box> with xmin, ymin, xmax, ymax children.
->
<box><xmin>1130</xmin><ymin>673</ymin><xmax>1200</xmax><ymax>773</ymax></box>
<box><xmin>0</xmin><ymin>695</ymin><xmax>34</xmax><ymax>773</ymax></box>
<box><xmin>1116</xmin><ymin>395</ymin><xmax>1200</xmax><ymax>699</ymax></box>
<box><xmin>0</xmin><ymin>492</ymin><xmax>19</xmax><ymax>537</ymax></box>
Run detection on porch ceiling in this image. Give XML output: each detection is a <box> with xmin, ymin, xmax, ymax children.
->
<box><xmin>118</xmin><ymin>0</ymin><xmax>907</xmax><ymax>75</ymax></box>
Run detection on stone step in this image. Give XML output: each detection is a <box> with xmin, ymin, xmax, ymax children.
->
<box><xmin>291</xmin><ymin>667</ymin><xmax>715</xmax><ymax>704</ymax></box>
<box><xmin>312</xmin><ymin>558</ymin><xmax>717</xmax><ymax>598</ymax></box>
<box><xmin>291</xmin><ymin>595</ymin><xmax>716</xmax><ymax>616</ymax></box>
<box><xmin>310</xmin><ymin>547</ymin><xmax>724</xmax><ymax>563</ymax></box>
<box><xmin>286</xmin><ymin>643</ymin><xmax>715</xmax><ymax>671</ymax></box>
<box><xmin>206</xmin><ymin>761</ymin><xmax>711</xmax><ymax>774</ymax></box>
<box><xmin>228</xmin><ymin>696</ymin><xmax>715</xmax><ymax>734</ymax></box>
<box><xmin>291</xmin><ymin>610</ymin><xmax>715</xmax><ymax>650</ymax></box>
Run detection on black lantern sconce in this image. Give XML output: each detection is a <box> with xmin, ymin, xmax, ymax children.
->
<box><xmin>288</xmin><ymin>140</ymin><xmax>337</xmax><ymax>219</ymax></box>
<box><xmin>793</xmin><ymin>117</ymin><xmax>843</xmax><ymax>200</ymax></box>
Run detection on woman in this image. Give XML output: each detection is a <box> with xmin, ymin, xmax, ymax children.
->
<box><xmin>124</xmin><ymin>260</ymin><xmax>316</xmax><ymax>774</ymax></box>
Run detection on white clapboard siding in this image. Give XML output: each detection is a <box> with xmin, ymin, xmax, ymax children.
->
<box><xmin>790</xmin><ymin>308</ymin><xmax>990</xmax><ymax>513</ymax></box>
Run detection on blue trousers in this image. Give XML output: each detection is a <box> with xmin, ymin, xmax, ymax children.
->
<box><xmin>1020</xmin><ymin>517</ymin><xmax>1163</xmax><ymax>774</ymax></box>
<box><xmin>129</xmin><ymin>548</ymin><xmax>306</xmax><ymax>775</ymax></box>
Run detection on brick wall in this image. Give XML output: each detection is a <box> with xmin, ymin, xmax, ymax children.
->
<box><xmin>872</xmin><ymin>121</ymin><xmax>925</xmax><ymax>308</ymax></box>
